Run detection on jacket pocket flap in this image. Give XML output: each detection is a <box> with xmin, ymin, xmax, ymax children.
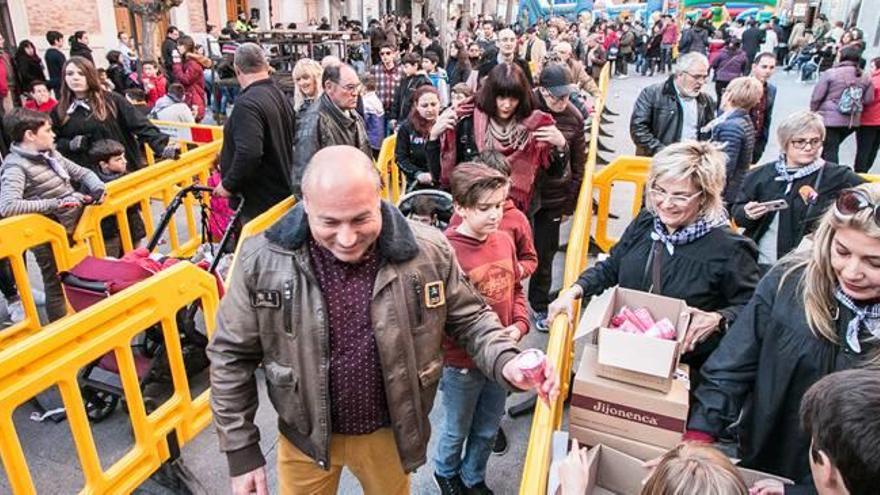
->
<box><xmin>264</xmin><ymin>362</ymin><xmax>296</xmax><ymax>385</ymax></box>
<box><xmin>417</xmin><ymin>359</ymin><xmax>443</xmax><ymax>388</ymax></box>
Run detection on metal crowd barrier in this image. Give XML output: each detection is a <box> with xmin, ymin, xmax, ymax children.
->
<box><xmin>591</xmin><ymin>156</ymin><xmax>652</xmax><ymax>253</ymax></box>
<box><xmin>0</xmin><ymin>215</ymin><xmax>89</xmax><ymax>349</ymax></box>
<box><xmin>144</xmin><ymin>121</ymin><xmax>224</xmax><ymax>166</ymax></box>
<box><xmin>72</xmin><ymin>141</ymin><xmax>221</xmax><ymax>258</ymax></box>
<box><xmin>0</xmin><ymin>263</ymin><xmax>219</xmax><ymax>494</ymax></box>
<box><xmin>519</xmin><ymin>62</ymin><xmax>612</xmax><ymax>495</ymax></box>
<box><xmin>376</xmin><ymin>134</ymin><xmax>406</xmax><ymax>204</ymax></box>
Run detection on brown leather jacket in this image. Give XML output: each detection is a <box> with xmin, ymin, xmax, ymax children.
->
<box><xmin>207</xmin><ymin>201</ymin><xmax>521</xmax><ymax>476</ymax></box>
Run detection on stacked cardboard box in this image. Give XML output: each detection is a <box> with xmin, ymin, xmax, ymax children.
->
<box><xmin>570</xmin><ymin>288</ymin><xmax>693</xmax><ymax>459</ymax></box>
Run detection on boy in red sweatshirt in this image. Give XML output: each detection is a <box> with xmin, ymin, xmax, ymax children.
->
<box><xmin>433</xmin><ymin>162</ymin><xmax>530</xmax><ymax>495</ymax></box>
<box><xmin>447</xmin><ymin>151</ymin><xmax>538</xmax><ymax>279</ymax></box>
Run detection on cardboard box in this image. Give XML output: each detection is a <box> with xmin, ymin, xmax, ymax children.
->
<box><xmin>548</xmin><ymin>432</ymin><xmax>793</xmax><ymax>495</ymax></box>
<box><xmin>569</xmin><ymin>423</ymin><xmax>669</xmax><ymax>461</ymax></box>
<box><xmin>588</xmin><ymin>287</ymin><xmax>690</xmax><ymax>392</ymax></box>
<box><xmin>571</xmin><ymin>346</ymin><xmax>689</xmax><ymax>449</ymax></box>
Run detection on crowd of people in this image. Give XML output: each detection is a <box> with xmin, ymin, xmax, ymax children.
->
<box><xmin>0</xmin><ymin>7</ymin><xmax>879</xmax><ymax>495</ymax></box>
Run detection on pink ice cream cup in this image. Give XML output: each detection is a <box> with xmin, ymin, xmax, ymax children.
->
<box><xmin>518</xmin><ymin>349</ymin><xmax>547</xmax><ymax>387</ymax></box>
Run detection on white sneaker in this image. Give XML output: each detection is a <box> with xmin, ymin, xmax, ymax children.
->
<box><xmin>8</xmin><ymin>300</ymin><xmax>25</xmax><ymax>323</ymax></box>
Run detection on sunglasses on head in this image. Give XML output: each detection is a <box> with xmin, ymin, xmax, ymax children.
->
<box><xmin>836</xmin><ymin>189</ymin><xmax>880</xmax><ymax>226</ymax></box>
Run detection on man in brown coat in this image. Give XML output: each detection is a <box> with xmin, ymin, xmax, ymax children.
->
<box><xmin>208</xmin><ymin>146</ymin><xmax>559</xmax><ymax>495</ymax></box>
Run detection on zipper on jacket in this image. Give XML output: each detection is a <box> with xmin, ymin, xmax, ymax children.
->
<box><xmin>410</xmin><ymin>273</ymin><xmax>424</xmax><ymax>326</ymax></box>
<box><xmin>282</xmin><ymin>280</ymin><xmax>293</xmax><ymax>335</ymax></box>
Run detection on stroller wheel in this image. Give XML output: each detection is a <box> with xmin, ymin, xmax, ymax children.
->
<box><xmin>82</xmin><ymin>387</ymin><xmax>119</xmax><ymax>422</ymax></box>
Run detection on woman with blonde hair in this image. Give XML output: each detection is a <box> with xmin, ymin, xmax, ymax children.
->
<box><xmin>642</xmin><ymin>444</ymin><xmax>747</xmax><ymax>495</ymax></box>
<box><xmin>705</xmin><ymin>75</ymin><xmax>763</xmax><ymax>204</ymax></box>
<box><xmin>687</xmin><ymin>182</ymin><xmax>880</xmax><ymax>483</ymax></box>
<box><xmin>549</xmin><ymin>141</ymin><xmax>760</xmax><ymax>378</ymax></box>
<box><xmin>557</xmin><ymin>441</ymin><xmax>747</xmax><ymax>495</ymax></box>
<box><xmin>292</xmin><ymin>57</ymin><xmax>323</xmax><ymax>113</ymax></box>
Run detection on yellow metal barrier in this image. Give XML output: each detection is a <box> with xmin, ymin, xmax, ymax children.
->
<box><xmin>520</xmin><ymin>62</ymin><xmax>612</xmax><ymax>495</ymax></box>
<box><xmin>376</xmin><ymin>134</ymin><xmax>406</xmax><ymax>204</ymax></box>
<box><xmin>0</xmin><ymin>215</ymin><xmax>89</xmax><ymax>348</ymax></box>
<box><xmin>592</xmin><ymin>157</ymin><xmax>652</xmax><ymax>253</ymax></box>
<box><xmin>0</xmin><ymin>262</ymin><xmax>219</xmax><ymax>494</ymax></box>
<box><xmin>73</xmin><ymin>141</ymin><xmax>221</xmax><ymax>258</ymax></box>
<box><xmin>145</xmin><ymin>121</ymin><xmax>224</xmax><ymax>166</ymax></box>
<box><xmin>862</xmin><ymin>174</ymin><xmax>879</xmax><ymax>182</ymax></box>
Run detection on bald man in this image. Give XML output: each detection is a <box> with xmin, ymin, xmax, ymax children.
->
<box><xmin>476</xmin><ymin>28</ymin><xmax>534</xmax><ymax>84</ymax></box>
<box><xmin>208</xmin><ymin>146</ymin><xmax>558</xmax><ymax>495</ymax></box>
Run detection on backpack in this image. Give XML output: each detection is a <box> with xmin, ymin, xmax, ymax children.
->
<box><xmin>838</xmin><ymin>83</ymin><xmax>864</xmax><ymax>115</ymax></box>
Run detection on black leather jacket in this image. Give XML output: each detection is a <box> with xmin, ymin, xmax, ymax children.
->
<box><xmin>629</xmin><ymin>76</ymin><xmax>716</xmax><ymax>156</ymax></box>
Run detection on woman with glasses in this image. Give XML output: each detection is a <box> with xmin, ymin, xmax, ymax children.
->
<box><xmin>548</xmin><ymin>141</ymin><xmax>759</xmax><ymax>375</ymax></box>
<box><xmin>732</xmin><ymin>111</ymin><xmax>864</xmax><ymax>273</ymax></box>
<box><xmin>427</xmin><ymin>62</ymin><xmax>569</xmax><ymax>212</ymax></box>
<box><xmin>686</xmin><ymin>182</ymin><xmax>880</xmax><ymax>483</ymax></box>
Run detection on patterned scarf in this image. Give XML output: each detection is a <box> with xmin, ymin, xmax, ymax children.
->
<box><xmin>774</xmin><ymin>155</ymin><xmax>824</xmax><ymax>194</ymax></box>
<box><xmin>650</xmin><ymin>212</ymin><xmax>729</xmax><ymax>255</ymax></box>
<box><xmin>66</xmin><ymin>99</ymin><xmax>90</xmax><ymax>115</ymax></box>
<box><xmin>834</xmin><ymin>288</ymin><xmax>880</xmax><ymax>354</ymax></box>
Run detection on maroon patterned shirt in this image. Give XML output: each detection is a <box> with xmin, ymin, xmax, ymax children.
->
<box><xmin>308</xmin><ymin>238</ymin><xmax>390</xmax><ymax>434</ymax></box>
<box><xmin>370</xmin><ymin>62</ymin><xmax>404</xmax><ymax>112</ymax></box>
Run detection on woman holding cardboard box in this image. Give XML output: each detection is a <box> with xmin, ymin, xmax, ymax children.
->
<box><xmin>548</xmin><ymin>141</ymin><xmax>760</xmax><ymax>374</ymax></box>
<box><xmin>687</xmin><ymin>182</ymin><xmax>880</xmax><ymax>484</ymax></box>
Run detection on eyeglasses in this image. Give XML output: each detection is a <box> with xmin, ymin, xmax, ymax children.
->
<box><xmin>337</xmin><ymin>82</ymin><xmax>362</xmax><ymax>93</ymax></box>
<box><xmin>683</xmin><ymin>71</ymin><xmax>709</xmax><ymax>82</ymax></box>
<box><xmin>790</xmin><ymin>137</ymin><xmax>823</xmax><ymax>150</ymax></box>
<box><xmin>650</xmin><ymin>188</ymin><xmax>701</xmax><ymax>207</ymax></box>
<box><xmin>836</xmin><ymin>189</ymin><xmax>880</xmax><ymax>226</ymax></box>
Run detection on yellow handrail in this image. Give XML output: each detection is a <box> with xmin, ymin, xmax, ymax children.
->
<box><xmin>519</xmin><ymin>62</ymin><xmax>612</xmax><ymax>495</ymax></box>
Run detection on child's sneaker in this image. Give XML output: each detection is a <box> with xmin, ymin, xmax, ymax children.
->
<box><xmin>534</xmin><ymin>311</ymin><xmax>550</xmax><ymax>333</ymax></box>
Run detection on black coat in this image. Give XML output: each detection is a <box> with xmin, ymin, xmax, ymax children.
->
<box><xmin>741</xmin><ymin>27</ymin><xmax>766</xmax><ymax>58</ymax></box>
<box><xmin>14</xmin><ymin>54</ymin><xmax>45</xmax><ymax>93</ymax></box>
<box><xmin>532</xmin><ymin>90</ymin><xmax>586</xmax><ymax>215</ymax></box>
<box><xmin>689</xmin><ymin>265</ymin><xmax>876</xmax><ymax>483</ymax></box>
<box><xmin>220</xmin><ymin>78</ymin><xmax>296</xmax><ymax>221</ymax></box>
<box><xmin>69</xmin><ymin>41</ymin><xmax>93</xmax><ymax>63</ymax></box>
<box><xmin>52</xmin><ymin>91</ymin><xmax>169</xmax><ymax>172</ymax></box>
<box><xmin>394</xmin><ymin>119</ymin><xmax>432</xmax><ymax>188</ymax></box>
<box><xmin>679</xmin><ymin>26</ymin><xmax>709</xmax><ymax>55</ymax></box>
<box><xmin>445</xmin><ymin>59</ymin><xmax>471</xmax><ymax>88</ymax></box>
<box><xmin>390</xmin><ymin>73</ymin><xmax>431</xmax><ymax>122</ymax></box>
<box><xmin>711</xmin><ymin>108</ymin><xmax>755</xmax><ymax>205</ymax></box>
<box><xmin>574</xmin><ymin>210</ymin><xmax>759</xmax><ymax>365</ymax></box>
<box><xmin>731</xmin><ymin>162</ymin><xmax>864</xmax><ymax>259</ymax></box>
<box><xmin>44</xmin><ymin>48</ymin><xmax>65</xmax><ymax>93</ymax></box>
<box><xmin>162</xmin><ymin>37</ymin><xmax>178</xmax><ymax>82</ymax></box>
<box><xmin>630</xmin><ymin>76</ymin><xmax>716</xmax><ymax>156</ymax></box>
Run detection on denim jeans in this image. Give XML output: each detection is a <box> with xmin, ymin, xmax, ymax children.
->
<box><xmin>434</xmin><ymin>366</ymin><xmax>507</xmax><ymax>487</ymax></box>
<box><xmin>661</xmin><ymin>43</ymin><xmax>674</xmax><ymax>73</ymax></box>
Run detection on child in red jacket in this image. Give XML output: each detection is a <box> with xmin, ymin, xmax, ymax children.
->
<box><xmin>433</xmin><ymin>163</ymin><xmax>529</xmax><ymax>494</ymax></box>
<box><xmin>447</xmin><ymin>150</ymin><xmax>538</xmax><ymax>279</ymax></box>
<box><xmin>141</xmin><ymin>60</ymin><xmax>167</xmax><ymax>108</ymax></box>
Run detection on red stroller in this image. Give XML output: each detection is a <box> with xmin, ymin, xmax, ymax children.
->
<box><xmin>61</xmin><ymin>184</ymin><xmax>242</xmax><ymax>422</ymax></box>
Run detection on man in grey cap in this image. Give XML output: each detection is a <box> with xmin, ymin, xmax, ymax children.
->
<box><xmin>529</xmin><ymin>63</ymin><xmax>587</xmax><ymax>331</ymax></box>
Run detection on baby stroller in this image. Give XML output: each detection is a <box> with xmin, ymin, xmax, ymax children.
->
<box><xmin>60</xmin><ymin>184</ymin><xmax>243</xmax><ymax>422</ymax></box>
<box><xmin>397</xmin><ymin>189</ymin><xmax>454</xmax><ymax>231</ymax></box>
